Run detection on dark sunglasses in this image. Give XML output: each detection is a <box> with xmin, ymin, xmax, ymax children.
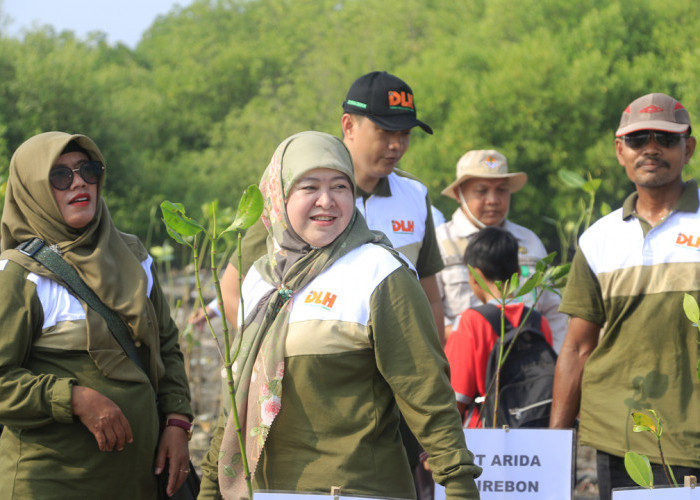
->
<box><xmin>622</xmin><ymin>130</ymin><xmax>687</xmax><ymax>149</ymax></box>
<box><xmin>49</xmin><ymin>161</ymin><xmax>104</xmax><ymax>190</ymax></box>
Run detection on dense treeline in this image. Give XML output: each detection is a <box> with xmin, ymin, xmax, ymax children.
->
<box><xmin>1</xmin><ymin>0</ymin><xmax>699</xmax><ymax>258</ymax></box>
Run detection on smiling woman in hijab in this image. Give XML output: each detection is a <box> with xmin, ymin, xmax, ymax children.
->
<box><xmin>198</xmin><ymin>131</ymin><xmax>481</xmax><ymax>500</ymax></box>
<box><xmin>0</xmin><ymin>132</ymin><xmax>193</xmax><ymax>499</ymax></box>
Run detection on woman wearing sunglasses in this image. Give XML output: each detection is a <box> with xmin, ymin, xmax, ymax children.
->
<box><xmin>0</xmin><ymin>132</ymin><xmax>193</xmax><ymax>499</ymax></box>
<box><xmin>198</xmin><ymin>131</ymin><xmax>481</xmax><ymax>499</ymax></box>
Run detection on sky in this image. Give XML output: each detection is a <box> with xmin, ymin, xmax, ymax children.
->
<box><xmin>2</xmin><ymin>0</ymin><xmax>193</xmax><ymax>48</ymax></box>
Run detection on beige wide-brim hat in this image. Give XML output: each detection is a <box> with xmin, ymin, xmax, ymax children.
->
<box><xmin>441</xmin><ymin>149</ymin><xmax>528</xmax><ymax>200</ymax></box>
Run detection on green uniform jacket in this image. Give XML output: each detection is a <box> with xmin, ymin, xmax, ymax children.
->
<box><xmin>200</xmin><ymin>244</ymin><xmax>480</xmax><ymax>499</ymax></box>
<box><xmin>0</xmin><ymin>257</ymin><xmax>192</xmax><ymax>499</ymax></box>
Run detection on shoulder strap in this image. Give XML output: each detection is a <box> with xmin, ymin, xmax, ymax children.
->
<box><xmin>17</xmin><ymin>238</ymin><xmax>146</xmax><ymax>373</ymax></box>
<box><xmin>473</xmin><ymin>303</ymin><xmax>514</xmax><ymax>337</ymax></box>
<box><xmin>474</xmin><ymin>303</ymin><xmax>545</xmax><ymax>342</ymax></box>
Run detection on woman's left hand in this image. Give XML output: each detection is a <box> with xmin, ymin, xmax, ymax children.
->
<box><xmin>154</xmin><ymin>413</ymin><xmax>191</xmax><ymax>496</ymax></box>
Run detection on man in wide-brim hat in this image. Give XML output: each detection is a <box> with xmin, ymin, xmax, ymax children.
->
<box><xmin>435</xmin><ymin>149</ymin><xmax>568</xmax><ymax>351</ymax></box>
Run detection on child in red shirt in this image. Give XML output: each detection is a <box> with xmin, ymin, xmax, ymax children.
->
<box><xmin>444</xmin><ymin>226</ymin><xmax>553</xmax><ymax>427</ymax></box>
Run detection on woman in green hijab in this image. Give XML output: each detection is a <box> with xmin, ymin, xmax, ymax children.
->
<box><xmin>199</xmin><ymin>131</ymin><xmax>481</xmax><ymax>499</ymax></box>
<box><xmin>0</xmin><ymin>132</ymin><xmax>193</xmax><ymax>499</ymax></box>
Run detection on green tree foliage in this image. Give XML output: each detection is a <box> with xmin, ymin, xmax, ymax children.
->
<box><xmin>0</xmin><ymin>0</ymin><xmax>699</xmax><ymax>254</ymax></box>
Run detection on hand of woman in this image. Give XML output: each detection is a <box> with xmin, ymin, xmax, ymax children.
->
<box><xmin>154</xmin><ymin>413</ymin><xmax>191</xmax><ymax>497</ymax></box>
<box><xmin>188</xmin><ymin>305</ymin><xmax>214</xmax><ymax>331</ymax></box>
<box><xmin>71</xmin><ymin>385</ymin><xmax>133</xmax><ymax>452</ymax></box>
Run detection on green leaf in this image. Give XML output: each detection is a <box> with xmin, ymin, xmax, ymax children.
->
<box><xmin>535</xmin><ymin>252</ymin><xmax>556</xmax><ymax>273</ymax></box>
<box><xmin>506</xmin><ymin>272</ymin><xmax>520</xmax><ymax>296</ymax></box>
<box><xmin>683</xmin><ymin>293</ymin><xmax>700</xmax><ymax>324</ymax></box>
<box><xmin>160</xmin><ymin>200</ymin><xmax>205</xmax><ymax>237</ymax></box>
<box><xmin>516</xmin><ymin>272</ymin><xmax>541</xmax><ymax>298</ymax></box>
<box><xmin>582</xmin><ymin>178</ymin><xmax>602</xmax><ymax>195</ymax></box>
<box><xmin>468</xmin><ymin>265</ymin><xmax>490</xmax><ymax>296</ymax></box>
<box><xmin>624</xmin><ymin>451</ymin><xmax>653</xmax><ymax>488</ymax></box>
<box><xmin>558</xmin><ymin>170</ymin><xmax>586</xmax><ymax>188</ymax></box>
<box><xmin>223</xmin><ymin>185</ymin><xmax>264</xmax><ymax>235</ymax></box>
<box><xmin>550</xmin><ymin>263</ymin><xmax>571</xmax><ymax>282</ymax></box>
<box><xmin>163</xmin><ymin>222</ymin><xmax>188</xmax><ymax>246</ymax></box>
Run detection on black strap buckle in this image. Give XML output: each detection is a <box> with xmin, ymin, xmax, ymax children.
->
<box><xmin>17</xmin><ymin>238</ymin><xmax>46</xmax><ymax>257</ymax></box>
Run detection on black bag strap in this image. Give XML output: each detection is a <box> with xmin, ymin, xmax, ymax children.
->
<box><xmin>18</xmin><ymin>238</ymin><xmax>146</xmax><ymax>373</ymax></box>
<box><xmin>473</xmin><ymin>302</ymin><xmax>543</xmax><ymax>343</ymax></box>
<box><xmin>473</xmin><ymin>303</ymin><xmax>514</xmax><ymax>338</ymax></box>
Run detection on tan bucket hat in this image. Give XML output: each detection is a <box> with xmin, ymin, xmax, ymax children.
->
<box><xmin>441</xmin><ymin>149</ymin><xmax>527</xmax><ymax>200</ymax></box>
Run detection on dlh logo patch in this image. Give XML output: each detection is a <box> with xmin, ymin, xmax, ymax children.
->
<box><xmin>304</xmin><ymin>290</ymin><xmax>338</xmax><ymax>310</ymax></box>
<box><xmin>392</xmin><ymin>220</ymin><xmax>415</xmax><ymax>234</ymax></box>
<box><xmin>388</xmin><ymin>91</ymin><xmax>414</xmax><ymax>110</ymax></box>
<box><xmin>676</xmin><ymin>232</ymin><xmax>700</xmax><ymax>250</ymax></box>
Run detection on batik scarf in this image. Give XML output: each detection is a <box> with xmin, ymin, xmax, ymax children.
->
<box><xmin>218</xmin><ymin>131</ymin><xmax>390</xmax><ymax>499</ymax></box>
<box><xmin>0</xmin><ymin>132</ymin><xmax>163</xmax><ymax>387</ymax></box>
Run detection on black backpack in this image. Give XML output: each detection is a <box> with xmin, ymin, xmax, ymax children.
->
<box><xmin>473</xmin><ymin>303</ymin><xmax>557</xmax><ymax>428</ymax></box>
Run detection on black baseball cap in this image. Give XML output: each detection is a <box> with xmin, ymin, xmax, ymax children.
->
<box><xmin>342</xmin><ymin>71</ymin><xmax>433</xmax><ymax>134</ymax></box>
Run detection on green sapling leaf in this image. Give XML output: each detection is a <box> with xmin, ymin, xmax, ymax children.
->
<box><xmin>582</xmin><ymin>178</ymin><xmax>601</xmax><ymax>195</ymax></box>
<box><xmin>558</xmin><ymin>170</ymin><xmax>586</xmax><ymax>188</ymax></box>
<box><xmin>683</xmin><ymin>293</ymin><xmax>700</xmax><ymax>324</ymax></box>
<box><xmin>223</xmin><ymin>185</ymin><xmax>264</xmax><ymax>235</ymax></box>
<box><xmin>160</xmin><ymin>200</ymin><xmax>205</xmax><ymax>237</ymax></box>
<box><xmin>535</xmin><ymin>252</ymin><xmax>556</xmax><ymax>274</ymax></box>
<box><xmin>467</xmin><ymin>265</ymin><xmax>490</xmax><ymax>297</ymax></box>
<box><xmin>550</xmin><ymin>263</ymin><xmax>571</xmax><ymax>282</ymax></box>
<box><xmin>516</xmin><ymin>272</ymin><xmax>541</xmax><ymax>298</ymax></box>
<box><xmin>163</xmin><ymin>222</ymin><xmax>188</xmax><ymax>246</ymax></box>
<box><xmin>624</xmin><ymin>451</ymin><xmax>653</xmax><ymax>489</ymax></box>
<box><xmin>506</xmin><ymin>272</ymin><xmax>520</xmax><ymax>296</ymax></box>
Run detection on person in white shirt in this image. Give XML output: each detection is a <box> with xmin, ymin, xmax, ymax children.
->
<box><xmin>435</xmin><ymin>149</ymin><xmax>568</xmax><ymax>352</ymax></box>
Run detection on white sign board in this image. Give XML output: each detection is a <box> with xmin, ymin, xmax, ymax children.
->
<box><xmin>613</xmin><ymin>487</ymin><xmax>700</xmax><ymax>499</ymax></box>
<box><xmin>255</xmin><ymin>493</ymin><xmax>400</xmax><ymax>500</ymax></box>
<box><xmin>435</xmin><ymin>428</ymin><xmax>574</xmax><ymax>500</ymax></box>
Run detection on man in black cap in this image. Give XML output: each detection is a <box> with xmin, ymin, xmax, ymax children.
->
<box><xmin>550</xmin><ymin>93</ymin><xmax>700</xmax><ymax>500</ymax></box>
<box><xmin>340</xmin><ymin>71</ymin><xmax>445</xmax><ymax>345</ymax></box>
<box><xmin>340</xmin><ymin>72</ymin><xmax>445</xmax><ymax>500</ymax></box>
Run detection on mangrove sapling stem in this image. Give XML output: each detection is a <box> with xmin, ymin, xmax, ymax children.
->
<box><xmin>160</xmin><ymin>191</ymin><xmax>262</xmax><ymax>499</ymax></box>
<box><xmin>499</xmin><ymin>288</ymin><xmax>544</xmax><ymax>366</ymax></box>
<box><xmin>492</xmin><ymin>287</ymin><xmax>507</xmax><ymax>428</ymax></box>
<box><xmin>192</xmin><ymin>234</ymin><xmax>225</xmax><ymax>361</ymax></box>
<box><xmin>231</xmin><ymin>232</ymin><xmax>246</xmax><ymax>361</ymax></box>
<box><xmin>211</xmin><ymin>230</ymin><xmax>253</xmax><ymax>498</ymax></box>
<box><xmin>657</xmin><ymin>440</ymin><xmax>677</xmax><ymax>487</ymax></box>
